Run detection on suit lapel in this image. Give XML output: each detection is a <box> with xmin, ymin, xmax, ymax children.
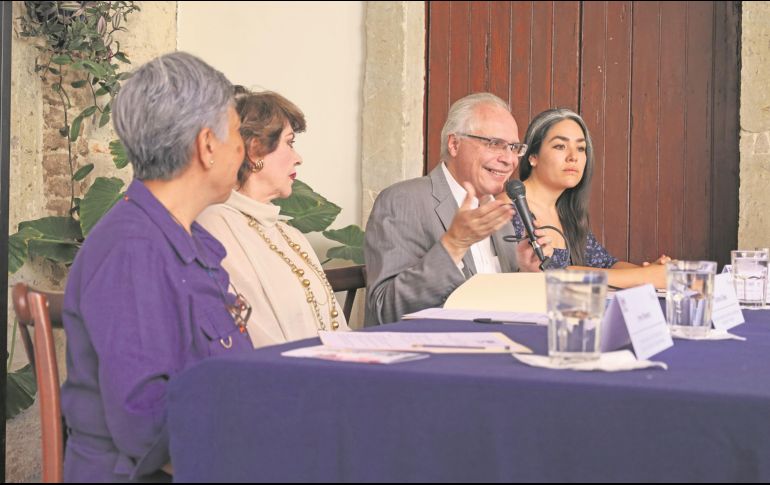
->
<box><xmin>430</xmin><ymin>166</ymin><xmax>477</xmax><ymax>277</ymax></box>
<box><xmin>491</xmin><ymin>224</ymin><xmax>518</xmax><ymax>273</ymax></box>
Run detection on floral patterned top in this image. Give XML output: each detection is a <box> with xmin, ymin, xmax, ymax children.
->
<box><xmin>512</xmin><ymin>213</ymin><xmax>618</xmax><ymax>269</ymax></box>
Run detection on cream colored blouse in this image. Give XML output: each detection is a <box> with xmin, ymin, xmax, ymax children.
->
<box><xmin>197</xmin><ymin>190</ymin><xmax>349</xmax><ymax>348</ymax></box>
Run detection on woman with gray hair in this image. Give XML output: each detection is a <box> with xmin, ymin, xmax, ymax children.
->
<box><xmin>61</xmin><ymin>52</ymin><xmax>254</xmax><ymax>482</ymax></box>
<box><xmin>511</xmin><ymin>108</ymin><xmax>668</xmax><ymax>288</ymax></box>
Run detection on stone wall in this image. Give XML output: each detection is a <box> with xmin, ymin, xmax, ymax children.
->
<box><xmin>5</xmin><ymin>2</ymin><xmax>177</xmax><ymax>481</ymax></box>
<box><xmin>361</xmin><ymin>1</ymin><xmax>425</xmax><ymax>226</ymax></box>
<box><xmin>739</xmin><ymin>2</ymin><xmax>770</xmax><ymax>248</ymax></box>
<box><xmin>354</xmin><ymin>2</ymin><xmax>425</xmax><ymax>327</ymax></box>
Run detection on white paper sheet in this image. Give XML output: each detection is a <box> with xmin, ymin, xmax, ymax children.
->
<box><xmin>282</xmin><ymin>346</ymin><xmax>430</xmax><ymax>364</ymax></box>
<box><xmin>512</xmin><ymin>350</ymin><xmax>667</xmax><ymax>372</ymax></box>
<box><xmin>318</xmin><ymin>331</ymin><xmax>532</xmax><ymax>354</ymax></box>
<box><xmin>402</xmin><ymin>307</ymin><xmax>548</xmax><ymax>325</ymax></box>
<box><xmin>669</xmin><ymin>328</ymin><xmax>746</xmax><ymax>341</ymax></box>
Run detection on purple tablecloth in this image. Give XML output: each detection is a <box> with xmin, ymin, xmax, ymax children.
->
<box><xmin>168</xmin><ymin>311</ymin><xmax>770</xmax><ymax>482</ymax></box>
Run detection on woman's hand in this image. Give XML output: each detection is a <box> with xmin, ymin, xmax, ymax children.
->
<box><xmin>643</xmin><ymin>263</ymin><xmax>668</xmax><ymax>289</ymax></box>
<box><xmin>642</xmin><ymin>254</ymin><xmax>671</xmax><ymax>267</ymax></box>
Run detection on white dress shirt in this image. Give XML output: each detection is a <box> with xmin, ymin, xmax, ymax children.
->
<box><xmin>441</xmin><ymin>163</ymin><xmax>502</xmax><ymax>274</ymax></box>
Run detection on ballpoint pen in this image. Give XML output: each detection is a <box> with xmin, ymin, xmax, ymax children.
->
<box><xmin>473</xmin><ymin>317</ymin><xmax>537</xmax><ymax>325</ymax></box>
<box><xmin>412</xmin><ymin>343</ymin><xmax>511</xmax><ymax>350</ymax></box>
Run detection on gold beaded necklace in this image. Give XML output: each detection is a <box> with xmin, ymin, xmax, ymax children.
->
<box><xmin>243</xmin><ymin>213</ymin><xmax>341</xmax><ymax>331</ymax></box>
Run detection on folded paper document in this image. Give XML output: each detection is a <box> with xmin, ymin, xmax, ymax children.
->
<box><xmin>402</xmin><ymin>307</ymin><xmax>547</xmax><ymax>325</ymax></box>
<box><xmin>318</xmin><ymin>331</ymin><xmax>532</xmax><ymax>354</ymax></box>
<box><xmin>282</xmin><ymin>346</ymin><xmax>429</xmax><ymax>364</ymax></box>
<box><xmin>444</xmin><ymin>273</ymin><xmax>547</xmax><ymax>314</ymax></box>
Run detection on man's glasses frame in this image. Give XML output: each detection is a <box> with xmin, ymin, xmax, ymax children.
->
<box><xmin>457</xmin><ymin>133</ymin><xmax>528</xmax><ymax>157</ymax></box>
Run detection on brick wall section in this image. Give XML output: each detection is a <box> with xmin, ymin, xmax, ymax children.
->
<box><xmin>40</xmin><ymin>79</ymin><xmax>90</xmax><ymax>215</ymax></box>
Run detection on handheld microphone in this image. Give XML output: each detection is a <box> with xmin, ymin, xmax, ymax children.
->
<box><xmin>505</xmin><ymin>180</ymin><xmax>549</xmax><ymax>267</ymax></box>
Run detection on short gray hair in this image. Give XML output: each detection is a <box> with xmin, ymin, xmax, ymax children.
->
<box><xmin>113</xmin><ymin>51</ymin><xmax>234</xmax><ymax>180</ymax></box>
<box><xmin>439</xmin><ymin>92</ymin><xmax>511</xmax><ymax>160</ymax></box>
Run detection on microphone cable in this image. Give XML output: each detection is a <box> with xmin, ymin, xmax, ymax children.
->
<box><xmin>503</xmin><ymin>224</ymin><xmax>570</xmax><ymax>271</ymax></box>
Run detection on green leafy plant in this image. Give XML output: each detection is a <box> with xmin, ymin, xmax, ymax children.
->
<box><xmin>6</xmin><ymin>0</ymin><xmax>360</xmax><ymax>424</ymax></box>
<box><xmin>8</xmin><ymin>2</ymin><xmax>363</xmax><ymax>274</ymax></box>
<box><xmin>10</xmin><ymin>1</ymin><xmax>138</xmax><ymax>273</ymax></box>
<box><xmin>323</xmin><ymin>225</ymin><xmax>364</xmax><ymax>265</ymax></box>
<box><xmin>7</xmin><ymin>0</ymin><xmax>135</xmax><ymax>420</ymax></box>
<box><xmin>6</xmin><ymin>364</ymin><xmax>36</xmax><ymax>420</ymax></box>
<box><xmin>6</xmin><ymin>320</ymin><xmax>36</xmax><ymax>420</ymax></box>
<box><xmin>274</xmin><ymin>180</ymin><xmax>364</xmax><ymax>264</ymax></box>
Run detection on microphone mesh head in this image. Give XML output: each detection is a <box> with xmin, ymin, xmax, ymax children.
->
<box><xmin>506</xmin><ymin>179</ymin><xmax>526</xmax><ymax>198</ymax></box>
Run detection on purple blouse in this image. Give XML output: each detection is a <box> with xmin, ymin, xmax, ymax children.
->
<box><xmin>511</xmin><ymin>212</ymin><xmax>618</xmax><ymax>269</ymax></box>
<box><xmin>61</xmin><ymin>180</ymin><xmax>253</xmax><ymax>482</ymax></box>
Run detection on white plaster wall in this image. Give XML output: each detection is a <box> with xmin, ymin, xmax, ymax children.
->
<box><xmin>177</xmin><ymin>1</ymin><xmax>364</xmax><ymax>260</ymax></box>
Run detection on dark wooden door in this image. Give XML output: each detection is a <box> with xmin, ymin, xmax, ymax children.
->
<box><xmin>425</xmin><ymin>1</ymin><xmax>740</xmax><ymax>267</ymax></box>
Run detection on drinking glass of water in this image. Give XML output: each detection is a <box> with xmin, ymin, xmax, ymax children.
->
<box><xmin>731</xmin><ymin>250</ymin><xmax>769</xmax><ymax>308</ymax></box>
<box><xmin>666</xmin><ymin>260</ymin><xmax>717</xmax><ymax>337</ymax></box>
<box><xmin>546</xmin><ymin>270</ymin><xmax>607</xmax><ymax>364</ymax></box>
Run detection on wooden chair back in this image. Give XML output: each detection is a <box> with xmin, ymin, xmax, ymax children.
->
<box><xmin>325</xmin><ymin>264</ymin><xmax>367</xmax><ymax>322</ymax></box>
<box><xmin>11</xmin><ymin>283</ymin><xmax>65</xmax><ymax>483</ymax></box>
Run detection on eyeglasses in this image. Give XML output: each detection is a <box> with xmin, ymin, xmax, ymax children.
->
<box><xmin>457</xmin><ymin>133</ymin><xmax>528</xmax><ymax>157</ymax></box>
<box><xmin>226</xmin><ymin>283</ymin><xmax>252</xmax><ymax>334</ymax></box>
<box><xmin>189</xmin><ymin>230</ymin><xmax>253</xmax><ymax>346</ymax></box>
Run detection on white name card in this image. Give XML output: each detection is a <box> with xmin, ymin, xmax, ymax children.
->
<box><xmin>601</xmin><ymin>284</ymin><xmax>673</xmax><ymax>361</ymax></box>
<box><xmin>711</xmin><ymin>273</ymin><xmax>745</xmax><ymax>331</ymax></box>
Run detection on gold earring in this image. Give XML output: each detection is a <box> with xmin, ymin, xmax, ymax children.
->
<box><xmin>209</xmin><ymin>159</ymin><xmax>215</xmax><ymax>165</ymax></box>
<box><xmin>250</xmin><ymin>159</ymin><xmax>264</xmax><ymax>172</ymax></box>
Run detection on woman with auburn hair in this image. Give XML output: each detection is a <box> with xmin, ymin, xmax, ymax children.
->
<box><xmin>198</xmin><ymin>88</ymin><xmax>350</xmax><ymax>348</ymax></box>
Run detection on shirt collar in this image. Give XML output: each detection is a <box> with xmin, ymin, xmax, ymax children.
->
<box><xmin>124</xmin><ymin>179</ymin><xmax>226</xmax><ymax>268</ymax></box>
<box><xmin>441</xmin><ymin>162</ymin><xmax>480</xmax><ymax>209</ymax></box>
<box><xmin>222</xmin><ymin>190</ymin><xmax>289</xmax><ymax>228</ymax></box>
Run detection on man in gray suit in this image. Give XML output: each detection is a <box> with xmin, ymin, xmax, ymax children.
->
<box><xmin>365</xmin><ymin>93</ymin><xmax>552</xmax><ymax>326</ymax></box>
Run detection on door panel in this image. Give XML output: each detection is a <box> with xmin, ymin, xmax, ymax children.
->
<box><xmin>425</xmin><ymin>1</ymin><xmax>740</xmax><ymax>266</ymax></box>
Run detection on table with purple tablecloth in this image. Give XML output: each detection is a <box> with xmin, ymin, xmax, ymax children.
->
<box><xmin>168</xmin><ymin>311</ymin><xmax>770</xmax><ymax>482</ymax></box>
